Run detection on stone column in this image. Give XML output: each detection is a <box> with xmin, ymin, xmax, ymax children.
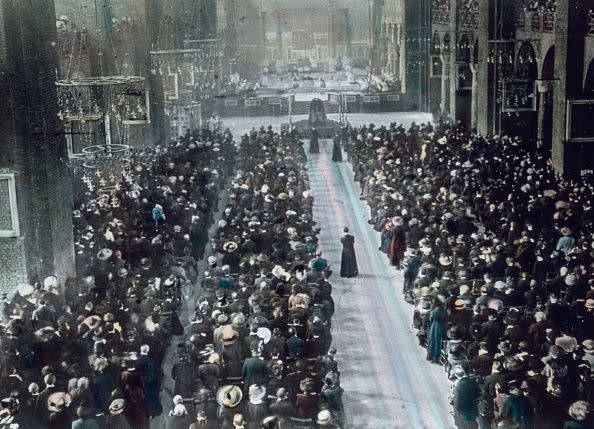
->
<box><xmin>535</xmin><ymin>79</ymin><xmax>552</xmax><ymax>143</ymax></box>
<box><xmin>441</xmin><ymin>52</ymin><xmax>451</xmax><ymax>114</ymax></box>
<box><xmin>261</xmin><ymin>11</ymin><xmax>267</xmax><ymax>64</ymax></box>
<box><xmin>551</xmin><ymin>0</ymin><xmax>570</xmax><ymax>175</ymax></box>
<box><xmin>448</xmin><ymin>0</ymin><xmax>458</xmax><ymax>117</ymax></box>
<box><xmin>276</xmin><ymin>10</ymin><xmax>283</xmax><ymax>59</ymax></box>
<box><xmin>470</xmin><ymin>62</ymin><xmax>478</xmax><ymax>130</ymax></box>
<box><xmin>475</xmin><ymin>0</ymin><xmax>490</xmax><ymax>135</ymax></box>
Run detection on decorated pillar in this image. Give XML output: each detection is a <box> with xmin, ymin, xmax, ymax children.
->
<box><xmin>440</xmin><ymin>52</ymin><xmax>451</xmax><ymax>114</ymax></box>
<box><xmin>470</xmin><ymin>62</ymin><xmax>478</xmax><ymax>130</ymax></box>
<box><xmin>535</xmin><ymin>79</ymin><xmax>553</xmax><ymax>143</ymax></box>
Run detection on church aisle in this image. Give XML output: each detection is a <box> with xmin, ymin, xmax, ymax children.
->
<box><xmin>309</xmin><ymin>145</ymin><xmax>454</xmax><ymax>429</ymax></box>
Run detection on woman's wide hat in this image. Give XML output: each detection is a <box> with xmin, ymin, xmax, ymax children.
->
<box><xmin>96</xmin><ymin>248</ymin><xmax>113</xmax><ymax>261</ymax></box>
<box><xmin>221</xmin><ymin>325</ymin><xmax>239</xmax><ymax>345</ymax></box>
<box><xmin>216</xmin><ymin>385</ymin><xmax>243</xmax><ymax>408</ymax></box>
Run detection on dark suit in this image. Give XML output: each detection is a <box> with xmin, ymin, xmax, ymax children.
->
<box><xmin>242</xmin><ymin>357</ymin><xmax>268</xmax><ymax>386</ymax></box>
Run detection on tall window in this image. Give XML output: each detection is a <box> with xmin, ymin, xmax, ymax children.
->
<box><xmin>0</xmin><ymin>174</ymin><xmax>20</xmax><ymax>238</ymax></box>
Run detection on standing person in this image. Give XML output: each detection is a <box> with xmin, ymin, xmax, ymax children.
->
<box><xmin>389</xmin><ymin>216</ymin><xmax>406</xmax><ymax>269</ymax></box>
<box><xmin>426</xmin><ymin>299</ymin><xmax>446</xmax><ymax>364</ymax></box>
<box><xmin>340</xmin><ymin>227</ymin><xmax>358</xmax><ymax>278</ymax></box>
<box><xmin>452</xmin><ymin>367</ymin><xmax>481</xmax><ymax>429</ymax></box>
<box><xmin>332</xmin><ymin>135</ymin><xmax>343</xmax><ymax>162</ymax></box>
<box><xmin>309</xmin><ymin>128</ymin><xmax>320</xmax><ymax>154</ymax></box>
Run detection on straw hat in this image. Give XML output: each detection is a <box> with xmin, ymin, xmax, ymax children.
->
<box><xmin>97</xmin><ymin>248</ymin><xmax>113</xmax><ymax>261</ymax></box>
<box><xmin>221</xmin><ymin>326</ymin><xmax>239</xmax><ymax>345</ymax></box>
<box><xmin>453</xmin><ymin>299</ymin><xmax>466</xmax><ymax>310</ymax></box>
<box><xmin>223</xmin><ymin>241</ymin><xmax>239</xmax><ymax>253</ymax></box>
<box><xmin>109</xmin><ymin>398</ymin><xmax>125</xmax><ymax>415</ymax></box>
<box><xmin>47</xmin><ymin>392</ymin><xmax>72</xmax><ymax>412</ymax></box>
<box><xmin>392</xmin><ymin>216</ymin><xmax>404</xmax><ymax>227</ymax></box>
<box><xmin>317</xmin><ymin>410</ymin><xmax>333</xmax><ymax>425</ymax></box>
<box><xmin>256</xmin><ymin>327</ymin><xmax>272</xmax><ymax>344</ymax></box>
<box><xmin>216</xmin><ymin>385</ymin><xmax>243</xmax><ymax>408</ymax></box>
<box><xmin>582</xmin><ymin>339</ymin><xmax>594</xmax><ymax>354</ymax></box>
<box><xmin>248</xmin><ymin>385</ymin><xmax>266</xmax><ymax>404</ymax></box>
<box><xmin>299</xmin><ymin>377</ymin><xmax>315</xmax><ymax>392</ymax></box>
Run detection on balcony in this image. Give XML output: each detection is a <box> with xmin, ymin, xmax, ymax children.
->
<box><xmin>588</xmin><ymin>10</ymin><xmax>594</xmax><ymax>37</ymax></box>
<box><xmin>517</xmin><ymin>11</ymin><xmax>555</xmax><ymax>33</ymax></box>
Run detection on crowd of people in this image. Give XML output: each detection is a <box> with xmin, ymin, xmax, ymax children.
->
<box><xmin>174</xmin><ymin>126</ymin><xmax>343</xmax><ymax>429</ymax></box>
<box><xmin>0</xmin><ymin>124</ymin><xmax>343</xmax><ymax>429</ymax></box>
<box><xmin>0</xmin><ymin>128</ymin><xmax>233</xmax><ymax>427</ymax></box>
<box><xmin>345</xmin><ymin>119</ymin><xmax>594</xmax><ymax>429</ymax></box>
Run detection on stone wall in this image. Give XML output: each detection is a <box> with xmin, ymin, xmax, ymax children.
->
<box><xmin>0</xmin><ymin>0</ymin><xmax>75</xmax><ymax>295</ymax></box>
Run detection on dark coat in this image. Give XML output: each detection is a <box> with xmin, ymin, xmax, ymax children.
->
<box><xmin>105</xmin><ymin>413</ymin><xmax>134</xmax><ymax>429</ymax></box>
<box><xmin>501</xmin><ymin>394</ymin><xmax>534</xmax><ymax>429</ymax></box>
<box><xmin>453</xmin><ymin>377</ymin><xmax>481</xmax><ymax>422</ymax></box>
<box><xmin>427</xmin><ymin>307</ymin><xmax>445</xmax><ymax>360</ymax></box>
<box><xmin>269</xmin><ymin>398</ymin><xmax>297</xmax><ymax>419</ymax></box>
<box><xmin>309</xmin><ymin>131</ymin><xmax>320</xmax><ymax>154</ymax></box>
<box><xmin>165</xmin><ymin>413</ymin><xmax>194</xmax><ymax>429</ymax></box>
<box><xmin>332</xmin><ymin>138</ymin><xmax>342</xmax><ymax>162</ymax></box>
<box><xmin>389</xmin><ymin>226</ymin><xmax>406</xmax><ymax>266</ymax></box>
<box><xmin>172</xmin><ymin>358</ymin><xmax>198</xmax><ymax>397</ymax></box>
<box><xmin>340</xmin><ymin>234</ymin><xmax>358</xmax><ymax>278</ymax></box>
<box><xmin>197</xmin><ymin>363</ymin><xmax>220</xmax><ymax>392</ymax></box>
<box><xmin>242</xmin><ymin>357</ymin><xmax>268</xmax><ymax>386</ymax></box>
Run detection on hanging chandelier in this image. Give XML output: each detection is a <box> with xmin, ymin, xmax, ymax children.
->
<box><xmin>56</xmin><ymin>76</ymin><xmax>149</xmax><ymax>125</ymax></box>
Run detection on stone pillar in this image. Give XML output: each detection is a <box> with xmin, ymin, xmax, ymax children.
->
<box><xmin>328</xmin><ymin>7</ymin><xmax>336</xmax><ymax>59</ymax></box>
<box><xmin>470</xmin><ymin>62</ymin><xmax>478</xmax><ymax>130</ymax></box>
<box><xmin>441</xmin><ymin>53</ymin><xmax>451</xmax><ymax>114</ymax></box>
<box><xmin>475</xmin><ymin>0</ymin><xmax>491</xmax><ymax>135</ymax></box>
<box><xmin>535</xmin><ymin>79</ymin><xmax>553</xmax><ymax>143</ymax></box>
<box><xmin>262</xmin><ymin>11</ymin><xmax>267</xmax><ymax>51</ymax></box>
<box><xmin>448</xmin><ymin>0</ymin><xmax>458</xmax><ymax>117</ymax></box>
<box><xmin>276</xmin><ymin>10</ymin><xmax>283</xmax><ymax>60</ymax></box>
<box><xmin>344</xmin><ymin>8</ymin><xmax>353</xmax><ymax>59</ymax></box>
<box><xmin>0</xmin><ymin>0</ymin><xmax>75</xmax><ymax>294</ymax></box>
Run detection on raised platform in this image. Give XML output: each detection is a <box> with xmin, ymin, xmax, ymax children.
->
<box><xmin>210</xmin><ymin>91</ymin><xmax>417</xmax><ymax>119</ymax></box>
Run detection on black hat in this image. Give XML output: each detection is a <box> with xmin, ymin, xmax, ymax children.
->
<box><xmin>447</xmin><ymin>325</ymin><xmax>463</xmax><ymax>340</ymax></box>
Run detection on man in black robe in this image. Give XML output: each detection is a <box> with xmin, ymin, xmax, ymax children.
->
<box><xmin>340</xmin><ymin>228</ymin><xmax>358</xmax><ymax>278</ymax></box>
<box><xmin>309</xmin><ymin>128</ymin><xmax>320</xmax><ymax>154</ymax></box>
